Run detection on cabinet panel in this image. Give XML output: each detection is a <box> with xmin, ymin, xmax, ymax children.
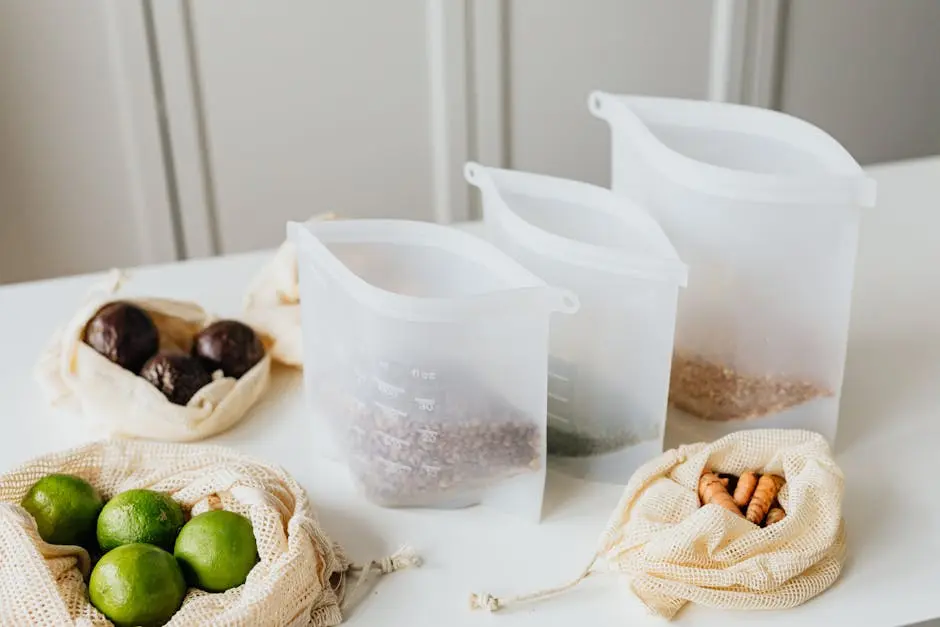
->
<box><xmin>0</xmin><ymin>0</ymin><xmax>176</xmax><ymax>284</ymax></box>
<box><xmin>779</xmin><ymin>0</ymin><xmax>940</xmax><ymax>164</ymax></box>
<box><xmin>506</xmin><ymin>0</ymin><xmax>713</xmax><ymax>186</ymax></box>
<box><xmin>189</xmin><ymin>0</ymin><xmax>441</xmax><ymax>254</ymax></box>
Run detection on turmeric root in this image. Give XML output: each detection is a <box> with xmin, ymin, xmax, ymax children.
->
<box><xmin>698</xmin><ymin>472</ymin><xmax>743</xmax><ymax>517</ymax></box>
<box><xmin>765</xmin><ymin>506</ymin><xmax>786</xmax><ymax>526</ymax></box>
<box><xmin>746</xmin><ymin>474</ymin><xmax>785</xmax><ymax>524</ymax></box>
<box><xmin>733</xmin><ymin>471</ymin><xmax>759</xmax><ymax>508</ymax></box>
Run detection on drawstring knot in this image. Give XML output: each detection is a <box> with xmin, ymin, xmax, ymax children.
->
<box><xmin>343</xmin><ymin>546</ymin><xmax>421</xmax><ymax>610</ymax></box>
<box><xmin>375</xmin><ymin>546</ymin><xmax>422</xmax><ymax>574</ymax></box>
<box><xmin>468</xmin><ymin>592</ymin><xmax>500</xmax><ymax>611</ymax></box>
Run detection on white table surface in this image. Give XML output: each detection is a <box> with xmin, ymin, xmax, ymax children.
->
<box><xmin>1</xmin><ymin>157</ymin><xmax>938</xmax><ymax>626</ymax></box>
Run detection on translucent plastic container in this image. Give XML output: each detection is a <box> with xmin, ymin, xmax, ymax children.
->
<box><xmin>590</xmin><ymin>92</ymin><xmax>877</xmax><ymax>445</ymax></box>
<box><xmin>288</xmin><ymin>219</ymin><xmax>577</xmax><ymax>520</ymax></box>
<box><xmin>465</xmin><ymin>163</ymin><xmax>687</xmax><ymax>483</ymax></box>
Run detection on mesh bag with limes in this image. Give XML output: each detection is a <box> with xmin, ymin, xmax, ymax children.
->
<box><xmin>0</xmin><ymin>440</ymin><xmax>352</xmax><ymax>626</ymax></box>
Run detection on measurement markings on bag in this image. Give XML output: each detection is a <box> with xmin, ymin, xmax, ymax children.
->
<box><xmin>374</xmin><ymin>431</ymin><xmax>409</xmax><ymax>451</ymax></box>
<box><xmin>374</xmin><ymin>377</ymin><xmax>405</xmax><ymax>399</ymax></box>
<box><xmin>414</xmin><ymin>397</ymin><xmax>436</xmax><ymax>412</ymax></box>
<box><xmin>375</xmin><ymin>457</ymin><xmax>411</xmax><ymax>475</ymax></box>
<box><xmin>374</xmin><ymin>401</ymin><xmax>408</xmax><ymax>419</ymax></box>
<box><xmin>410</xmin><ymin>368</ymin><xmax>437</xmax><ymax>381</ymax></box>
<box><xmin>418</xmin><ymin>428</ymin><xmax>439</xmax><ymax>443</ymax></box>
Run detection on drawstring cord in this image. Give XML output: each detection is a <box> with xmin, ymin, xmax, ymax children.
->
<box><xmin>469</xmin><ymin>555</ymin><xmax>599</xmax><ymax>613</ymax></box>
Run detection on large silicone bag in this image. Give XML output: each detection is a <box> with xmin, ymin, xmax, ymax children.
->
<box><xmin>466</xmin><ymin>162</ymin><xmax>686</xmax><ymax>483</ymax></box>
<box><xmin>590</xmin><ymin>92</ymin><xmax>876</xmax><ymax>445</ymax></box>
<box><xmin>288</xmin><ymin>219</ymin><xmax>577</xmax><ymax>521</ymax></box>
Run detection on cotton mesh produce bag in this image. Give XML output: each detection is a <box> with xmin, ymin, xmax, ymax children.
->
<box><xmin>0</xmin><ymin>439</ymin><xmax>418</xmax><ymax>626</ymax></box>
<box><xmin>471</xmin><ymin>429</ymin><xmax>845</xmax><ymax>619</ymax></box>
<box><xmin>244</xmin><ymin>213</ymin><xmax>336</xmax><ymax>367</ymax></box>
<box><xmin>35</xmin><ymin>272</ymin><xmax>271</xmax><ymax>442</ymax></box>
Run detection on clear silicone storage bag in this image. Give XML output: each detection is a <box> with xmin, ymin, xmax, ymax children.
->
<box><xmin>590</xmin><ymin>92</ymin><xmax>877</xmax><ymax>446</ymax></box>
<box><xmin>465</xmin><ymin>163</ymin><xmax>687</xmax><ymax>483</ymax></box>
<box><xmin>288</xmin><ymin>219</ymin><xmax>577</xmax><ymax>521</ymax></box>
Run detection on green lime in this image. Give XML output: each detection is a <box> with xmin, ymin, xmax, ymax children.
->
<box><xmin>97</xmin><ymin>489</ymin><xmax>186</xmax><ymax>552</ymax></box>
<box><xmin>174</xmin><ymin>510</ymin><xmax>258</xmax><ymax>592</ymax></box>
<box><xmin>20</xmin><ymin>473</ymin><xmax>103</xmax><ymax>547</ymax></box>
<box><xmin>89</xmin><ymin>543</ymin><xmax>186</xmax><ymax>627</ymax></box>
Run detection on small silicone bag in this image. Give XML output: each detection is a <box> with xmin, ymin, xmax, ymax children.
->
<box><xmin>466</xmin><ymin>163</ymin><xmax>687</xmax><ymax>483</ymax></box>
<box><xmin>288</xmin><ymin>219</ymin><xmax>578</xmax><ymax>521</ymax></box>
<box><xmin>590</xmin><ymin>92</ymin><xmax>877</xmax><ymax>446</ymax></box>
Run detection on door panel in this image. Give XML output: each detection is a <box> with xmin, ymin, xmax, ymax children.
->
<box><xmin>779</xmin><ymin>0</ymin><xmax>940</xmax><ymax>164</ymax></box>
<box><xmin>0</xmin><ymin>0</ymin><xmax>176</xmax><ymax>283</ymax></box>
<box><xmin>188</xmin><ymin>0</ymin><xmax>439</xmax><ymax>254</ymax></box>
<box><xmin>506</xmin><ymin>0</ymin><xmax>713</xmax><ymax>186</ymax></box>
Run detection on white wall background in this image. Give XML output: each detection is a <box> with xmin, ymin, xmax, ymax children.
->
<box><xmin>1</xmin><ymin>0</ymin><xmax>938</xmax><ymax>282</ymax></box>
<box><xmin>0</xmin><ymin>1</ymin><xmax>177</xmax><ymax>284</ymax></box>
<box><xmin>506</xmin><ymin>0</ymin><xmax>712</xmax><ymax>186</ymax></box>
<box><xmin>779</xmin><ymin>0</ymin><xmax>940</xmax><ymax>165</ymax></box>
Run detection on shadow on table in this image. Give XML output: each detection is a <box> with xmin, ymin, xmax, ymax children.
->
<box><xmin>315</xmin><ymin>503</ymin><xmax>391</xmax><ymax>617</ymax></box>
<box><xmin>837</xmin><ymin>334</ymin><xmax>940</xmax><ymax>454</ymax></box>
<box><xmin>540</xmin><ymin>469</ymin><xmax>623</xmax><ymax>524</ymax></box>
<box><xmin>212</xmin><ymin>364</ymin><xmax>306</xmax><ymax>451</ymax></box>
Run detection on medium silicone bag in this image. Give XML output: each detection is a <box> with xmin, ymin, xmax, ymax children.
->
<box><xmin>590</xmin><ymin>92</ymin><xmax>876</xmax><ymax>446</ymax></box>
<box><xmin>466</xmin><ymin>163</ymin><xmax>687</xmax><ymax>483</ymax></box>
<box><xmin>288</xmin><ymin>219</ymin><xmax>577</xmax><ymax>521</ymax></box>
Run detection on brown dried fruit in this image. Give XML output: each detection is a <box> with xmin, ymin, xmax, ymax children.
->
<box><xmin>193</xmin><ymin>320</ymin><xmax>264</xmax><ymax>379</ymax></box>
<box><xmin>83</xmin><ymin>302</ymin><xmax>159</xmax><ymax>374</ymax></box>
<box><xmin>669</xmin><ymin>353</ymin><xmax>833</xmax><ymax>421</ymax></box>
<box><xmin>141</xmin><ymin>353</ymin><xmax>212</xmax><ymax>405</ymax></box>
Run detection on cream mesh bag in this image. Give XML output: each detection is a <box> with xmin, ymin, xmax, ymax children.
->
<box><xmin>244</xmin><ymin>214</ymin><xmax>336</xmax><ymax>367</ymax></box>
<box><xmin>0</xmin><ymin>439</ymin><xmax>418</xmax><ymax>626</ymax></box>
<box><xmin>35</xmin><ymin>272</ymin><xmax>271</xmax><ymax>442</ymax></box>
<box><xmin>471</xmin><ymin>430</ymin><xmax>845</xmax><ymax>619</ymax></box>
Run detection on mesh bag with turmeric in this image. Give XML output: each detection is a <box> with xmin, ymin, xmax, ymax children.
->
<box><xmin>471</xmin><ymin>429</ymin><xmax>845</xmax><ymax>619</ymax></box>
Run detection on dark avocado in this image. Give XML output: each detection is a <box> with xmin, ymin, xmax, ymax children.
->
<box><xmin>192</xmin><ymin>320</ymin><xmax>264</xmax><ymax>379</ymax></box>
<box><xmin>83</xmin><ymin>302</ymin><xmax>159</xmax><ymax>374</ymax></box>
<box><xmin>141</xmin><ymin>352</ymin><xmax>212</xmax><ymax>405</ymax></box>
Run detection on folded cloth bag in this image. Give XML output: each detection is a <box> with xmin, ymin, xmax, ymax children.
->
<box><xmin>0</xmin><ymin>440</ymin><xmax>419</xmax><ymax>626</ymax></box>
<box><xmin>471</xmin><ymin>429</ymin><xmax>845</xmax><ymax>619</ymax></box>
<box><xmin>244</xmin><ymin>213</ymin><xmax>336</xmax><ymax>367</ymax></box>
<box><xmin>35</xmin><ymin>272</ymin><xmax>271</xmax><ymax>442</ymax></box>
